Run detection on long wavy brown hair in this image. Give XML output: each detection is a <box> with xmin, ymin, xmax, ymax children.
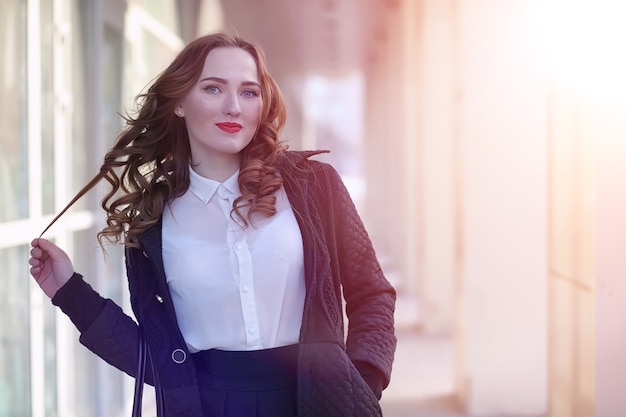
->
<box><xmin>41</xmin><ymin>32</ymin><xmax>288</xmax><ymax>248</ymax></box>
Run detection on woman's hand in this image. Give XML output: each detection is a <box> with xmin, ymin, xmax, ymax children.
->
<box><xmin>29</xmin><ymin>238</ymin><xmax>75</xmax><ymax>299</ymax></box>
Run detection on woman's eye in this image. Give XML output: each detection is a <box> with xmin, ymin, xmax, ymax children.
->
<box><xmin>241</xmin><ymin>90</ymin><xmax>259</xmax><ymax>98</ymax></box>
<box><xmin>205</xmin><ymin>85</ymin><xmax>221</xmax><ymax>94</ymax></box>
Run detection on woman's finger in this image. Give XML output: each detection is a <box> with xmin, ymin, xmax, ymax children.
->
<box><xmin>30</xmin><ymin>244</ymin><xmax>50</xmax><ymax>262</ymax></box>
<box><xmin>29</xmin><ymin>257</ymin><xmax>44</xmax><ymax>268</ymax></box>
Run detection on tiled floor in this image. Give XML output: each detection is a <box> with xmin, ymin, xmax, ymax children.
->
<box><xmin>383</xmin><ymin>395</ymin><xmax>466</xmax><ymax>417</ymax></box>
<box><xmin>379</xmin><ymin>326</ymin><xmax>545</xmax><ymax>417</ymax></box>
<box><xmin>380</xmin><ymin>328</ymin><xmax>463</xmax><ymax>417</ymax></box>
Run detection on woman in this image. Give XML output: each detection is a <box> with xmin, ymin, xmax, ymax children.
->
<box><xmin>29</xmin><ymin>32</ymin><xmax>396</xmax><ymax>417</ymax></box>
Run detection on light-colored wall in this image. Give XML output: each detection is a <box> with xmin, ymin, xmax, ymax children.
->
<box><xmin>595</xmin><ymin>99</ymin><xmax>626</xmax><ymax>417</ymax></box>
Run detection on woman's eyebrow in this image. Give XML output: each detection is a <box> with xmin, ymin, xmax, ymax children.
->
<box><xmin>199</xmin><ymin>76</ymin><xmax>260</xmax><ymax>88</ymax></box>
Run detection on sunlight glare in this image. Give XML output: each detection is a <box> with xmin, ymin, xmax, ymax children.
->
<box><xmin>538</xmin><ymin>0</ymin><xmax>626</xmax><ymax>104</ymax></box>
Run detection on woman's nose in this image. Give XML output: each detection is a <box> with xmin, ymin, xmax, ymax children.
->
<box><xmin>223</xmin><ymin>93</ymin><xmax>241</xmax><ymax>116</ymax></box>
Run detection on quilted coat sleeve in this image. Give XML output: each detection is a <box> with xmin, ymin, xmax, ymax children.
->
<box><xmin>321</xmin><ymin>164</ymin><xmax>397</xmax><ymax>398</ymax></box>
<box><xmin>52</xmin><ymin>273</ymin><xmax>144</xmax><ymax>380</ymax></box>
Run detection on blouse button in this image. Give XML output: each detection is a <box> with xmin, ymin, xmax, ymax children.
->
<box><xmin>248</xmin><ymin>327</ymin><xmax>256</xmax><ymax>335</ymax></box>
<box><xmin>241</xmin><ymin>285</ymin><xmax>250</xmax><ymax>293</ymax></box>
<box><xmin>218</xmin><ymin>186</ymin><xmax>228</xmax><ymax>200</ymax></box>
<box><xmin>171</xmin><ymin>349</ymin><xmax>186</xmax><ymax>364</ymax></box>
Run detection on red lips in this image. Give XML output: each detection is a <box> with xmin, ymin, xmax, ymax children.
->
<box><xmin>216</xmin><ymin>122</ymin><xmax>242</xmax><ymax>133</ymax></box>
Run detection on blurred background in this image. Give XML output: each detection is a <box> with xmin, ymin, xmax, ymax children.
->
<box><xmin>1</xmin><ymin>0</ymin><xmax>626</xmax><ymax>416</ymax></box>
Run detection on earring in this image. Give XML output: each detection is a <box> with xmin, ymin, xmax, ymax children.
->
<box><xmin>176</xmin><ymin>109</ymin><xmax>184</xmax><ymax>117</ymax></box>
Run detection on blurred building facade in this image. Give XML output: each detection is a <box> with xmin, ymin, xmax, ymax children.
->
<box><xmin>2</xmin><ymin>1</ymin><xmax>626</xmax><ymax>417</ymax></box>
<box><xmin>0</xmin><ymin>2</ymin><xmax>209</xmax><ymax>416</ymax></box>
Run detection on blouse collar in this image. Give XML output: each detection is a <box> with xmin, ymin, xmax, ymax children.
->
<box><xmin>188</xmin><ymin>166</ymin><xmax>240</xmax><ymax>204</ymax></box>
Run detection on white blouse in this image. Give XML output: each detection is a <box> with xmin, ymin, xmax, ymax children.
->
<box><xmin>162</xmin><ymin>167</ymin><xmax>305</xmax><ymax>352</ymax></box>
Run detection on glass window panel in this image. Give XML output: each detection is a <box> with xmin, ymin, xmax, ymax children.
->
<box><xmin>0</xmin><ymin>245</ymin><xmax>31</xmax><ymax>417</ymax></box>
<box><xmin>71</xmin><ymin>328</ymin><xmax>98</xmax><ymax>417</ymax></box>
<box><xmin>40</xmin><ymin>0</ymin><xmax>55</xmax><ymax>215</ymax></box>
<box><xmin>141</xmin><ymin>28</ymin><xmax>179</xmax><ymax>82</ymax></box>
<box><xmin>72</xmin><ymin>229</ymin><xmax>126</xmax><ymax>417</ymax></box>
<box><xmin>69</xmin><ymin>0</ymin><xmax>89</xmax><ymax>211</ymax></box>
<box><xmin>70</xmin><ymin>230</ymin><xmax>99</xmax><ymax>417</ymax></box>
<box><xmin>103</xmin><ymin>27</ymin><xmax>124</xmax><ymax>147</ymax></box>
<box><xmin>139</xmin><ymin>0</ymin><xmax>181</xmax><ymax>35</ymax></box>
<box><xmin>0</xmin><ymin>0</ymin><xmax>28</xmax><ymax>222</ymax></box>
<box><xmin>43</xmin><ymin>298</ymin><xmax>57</xmax><ymax>417</ymax></box>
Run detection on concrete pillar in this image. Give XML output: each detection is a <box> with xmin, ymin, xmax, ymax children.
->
<box><xmin>547</xmin><ymin>87</ymin><xmax>595</xmax><ymax>417</ymax></box>
<box><xmin>455</xmin><ymin>0</ymin><xmax>548</xmax><ymax>413</ymax></box>
<box><xmin>363</xmin><ymin>3</ymin><xmax>411</xmax><ymax>292</ymax></box>
<box><xmin>547</xmin><ymin>88</ymin><xmax>626</xmax><ymax>417</ymax></box>
<box><xmin>416</xmin><ymin>0</ymin><xmax>457</xmax><ymax>334</ymax></box>
<box><xmin>540</xmin><ymin>2</ymin><xmax>626</xmax><ymax>415</ymax></box>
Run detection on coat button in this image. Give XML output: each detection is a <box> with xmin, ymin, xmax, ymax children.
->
<box><xmin>155</xmin><ymin>295</ymin><xmax>164</xmax><ymax>303</ymax></box>
<box><xmin>171</xmin><ymin>349</ymin><xmax>186</xmax><ymax>364</ymax></box>
<box><xmin>142</xmin><ymin>251</ymin><xmax>149</xmax><ymax>258</ymax></box>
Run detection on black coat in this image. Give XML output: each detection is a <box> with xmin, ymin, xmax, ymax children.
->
<box><xmin>53</xmin><ymin>151</ymin><xmax>397</xmax><ymax>416</ymax></box>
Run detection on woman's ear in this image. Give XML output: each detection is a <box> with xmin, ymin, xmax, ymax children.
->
<box><xmin>175</xmin><ymin>106</ymin><xmax>185</xmax><ymax>117</ymax></box>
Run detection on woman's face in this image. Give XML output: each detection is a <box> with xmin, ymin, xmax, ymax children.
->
<box><xmin>177</xmin><ymin>46</ymin><xmax>262</xmax><ymax>169</ymax></box>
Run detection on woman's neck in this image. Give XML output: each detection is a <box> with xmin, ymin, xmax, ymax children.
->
<box><xmin>190</xmin><ymin>154</ymin><xmax>240</xmax><ymax>182</ymax></box>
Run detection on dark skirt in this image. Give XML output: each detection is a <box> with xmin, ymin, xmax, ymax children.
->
<box><xmin>191</xmin><ymin>344</ymin><xmax>299</xmax><ymax>417</ymax></box>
